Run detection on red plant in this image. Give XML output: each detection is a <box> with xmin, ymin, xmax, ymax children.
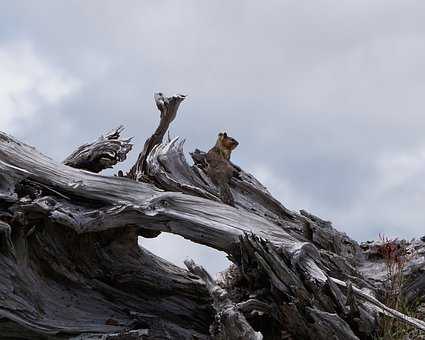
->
<box><xmin>378</xmin><ymin>234</ymin><xmax>412</xmax><ymax>339</ymax></box>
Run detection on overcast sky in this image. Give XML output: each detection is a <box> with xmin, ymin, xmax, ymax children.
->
<box><xmin>1</xmin><ymin>0</ymin><xmax>425</xmax><ymax>275</ymax></box>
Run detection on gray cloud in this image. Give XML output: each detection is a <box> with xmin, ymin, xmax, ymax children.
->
<box><xmin>1</xmin><ymin>0</ymin><xmax>425</xmax><ymax>274</ymax></box>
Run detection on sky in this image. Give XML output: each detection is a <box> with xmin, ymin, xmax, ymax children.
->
<box><xmin>1</xmin><ymin>0</ymin><xmax>425</xmax><ymax>275</ymax></box>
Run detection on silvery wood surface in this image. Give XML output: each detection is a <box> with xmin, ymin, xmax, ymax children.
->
<box><xmin>0</xmin><ymin>93</ymin><xmax>424</xmax><ymax>339</ymax></box>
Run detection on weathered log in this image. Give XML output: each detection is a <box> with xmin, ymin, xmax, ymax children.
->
<box><xmin>1</xmin><ymin>91</ymin><xmax>425</xmax><ymax>339</ymax></box>
<box><xmin>2</xmin><ymin>130</ymin><xmax>425</xmax><ymax>339</ymax></box>
<box><xmin>0</xmin><ymin>132</ymin><xmax>215</xmax><ymax>339</ymax></box>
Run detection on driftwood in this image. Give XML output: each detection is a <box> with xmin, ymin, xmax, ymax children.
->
<box><xmin>184</xmin><ymin>259</ymin><xmax>262</xmax><ymax>340</ymax></box>
<box><xmin>127</xmin><ymin>93</ymin><xmax>186</xmax><ymax>181</ymax></box>
<box><xmin>1</xmin><ymin>92</ymin><xmax>425</xmax><ymax>339</ymax></box>
<box><xmin>63</xmin><ymin>126</ymin><xmax>133</xmax><ymax>173</ymax></box>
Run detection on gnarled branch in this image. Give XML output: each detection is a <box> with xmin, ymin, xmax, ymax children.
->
<box><xmin>185</xmin><ymin>259</ymin><xmax>263</xmax><ymax>340</ymax></box>
<box><xmin>128</xmin><ymin>93</ymin><xmax>186</xmax><ymax>180</ymax></box>
<box><xmin>63</xmin><ymin>126</ymin><xmax>133</xmax><ymax>173</ymax></box>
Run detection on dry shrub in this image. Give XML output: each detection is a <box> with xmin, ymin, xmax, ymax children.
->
<box><xmin>378</xmin><ymin>234</ymin><xmax>414</xmax><ymax>339</ymax></box>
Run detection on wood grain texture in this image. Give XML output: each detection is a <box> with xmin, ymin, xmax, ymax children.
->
<box><xmin>1</xmin><ymin>94</ymin><xmax>425</xmax><ymax>339</ymax></box>
<box><xmin>63</xmin><ymin>126</ymin><xmax>133</xmax><ymax>173</ymax></box>
<box><xmin>128</xmin><ymin>93</ymin><xmax>186</xmax><ymax>181</ymax></box>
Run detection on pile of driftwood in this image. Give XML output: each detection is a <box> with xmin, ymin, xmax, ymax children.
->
<box><xmin>0</xmin><ymin>93</ymin><xmax>424</xmax><ymax>339</ymax></box>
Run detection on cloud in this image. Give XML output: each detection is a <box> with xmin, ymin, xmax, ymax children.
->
<box><xmin>1</xmin><ymin>1</ymin><xmax>425</xmax><ymax>273</ymax></box>
<box><xmin>0</xmin><ymin>41</ymin><xmax>81</xmax><ymax>134</ymax></box>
